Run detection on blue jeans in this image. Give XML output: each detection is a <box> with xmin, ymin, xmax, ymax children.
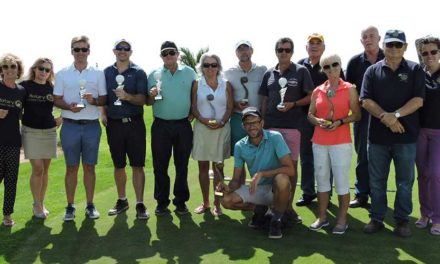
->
<box><xmin>368</xmin><ymin>143</ymin><xmax>416</xmax><ymax>222</ymax></box>
<box><xmin>353</xmin><ymin>111</ymin><xmax>370</xmax><ymax>200</ymax></box>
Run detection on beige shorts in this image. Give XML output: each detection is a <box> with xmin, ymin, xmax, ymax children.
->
<box><xmin>21</xmin><ymin>125</ymin><xmax>57</xmax><ymax>159</ymax></box>
<box><xmin>234</xmin><ymin>184</ymin><xmax>273</xmax><ymax>205</ymax></box>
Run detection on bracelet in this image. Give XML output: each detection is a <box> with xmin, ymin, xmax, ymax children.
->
<box><xmin>338</xmin><ymin>119</ymin><xmax>344</xmax><ymax>125</ymax></box>
<box><xmin>293</xmin><ymin>101</ymin><xmax>297</xmax><ymax>108</ymax></box>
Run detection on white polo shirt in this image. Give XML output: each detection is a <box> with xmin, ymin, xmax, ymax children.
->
<box><xmin>54</xmin><ymin>64</ymin><xmax>107</xmax><ymax>120</ymax></box>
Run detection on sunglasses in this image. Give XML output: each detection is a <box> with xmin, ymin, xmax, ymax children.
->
<box><xmin>276</xmin><ymin>48</ymin><xmax>292</xmax><ymax>54</ymax></box>
<box><xmin>72</xmin><ymin>47</ymin><xmax>89</xmax><ymax>53</ymax></box>
<box><xmin>203</xmin><ymin>63</ymin><xmax>218</xmax><ymax>68</ymax></box>
<box><xmin>322</xmin><ymin>62</ymin><xmax>340</xmax><ymax>71</ymax></box>
<box><xmin>115</xmin><ymin>46</ymin><xmax>131</xmax><ymax>52</ymax></box>
<box><xmin>421</xmin><ymin>50</ymin><xmax>439</xmax><ymax>57</ymax></box>
<box><xmin>243</xmin><ymin>120</ymin><xmax>261</xmax><ymax>127</ymax></box>
<box><xmin>1</xmin><ymin>64</ymin><xmax>17</xmax><ymax>70</ymax></box>
<box><xmin>161</xmin><ymin>50</ymin><xmax>177</xmax><ymax>57</ymax></box>
<box><xmin>385</xmin><ymin>42</ymin><xmax>404</xmax><ymax>49</ymax></box>
<box><xmin>37</xmin><ymin>66</ymin><xmax>51</xmax><ymax>73</ymax></box>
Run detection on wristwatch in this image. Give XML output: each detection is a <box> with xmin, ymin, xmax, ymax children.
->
<box><xmin>394</xmin><ymin>111</ymin><xmax>401</xmax><ymax>118</ymax></box>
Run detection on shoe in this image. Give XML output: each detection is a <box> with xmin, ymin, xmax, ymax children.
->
<box><xmin>211</xmin><ymin>206</ymin><xmax>223</xmax><ymax>217</ymax></box>
<box><xmin>248</xmin><ymin>205</ymin><xmax>268</xmax><ymax>228</ymax></box>
<box><xmin>136</xmin><ymin>203</ymin><xmax>150</xmax><ymax>220</ymax></box>
<box><xmin>281</xmin><ymin>210</ymin><xmax>302</xmax><ymax>227</ymax></box>
<box><xmin>33</xmin><ymin>207</ymin><xmax>47</xmax><ymax>219</ymax></box>
<box><xmin>63</xmin><ymin>206</ymin><xmax>76</xmax><ymax>221</ymax></box>
<box><xmin>194</xmin><ymin>204</ymin><xmax>210</xmax><ymax>214</ymax></box>
<box><xmin>108</xmin><ymin>199</ymin><xmax>129</xmax><ymax>216</ymax></box>
<box><xmin>363</xmin><ymin>219</ymin><xmax>384</xmax><ymax>234</ymax></box>
<box><xmin>430</xmin><ymin>225</ymin><xmax>440</xmax><ymax>236</ymax></box>
<box><xmin>175</xmin><ymin>204</ymin><xmax>189</xmax><ymax>215</ymax></box>
<box><xmin>268</xmin><ymin>219</ymin><xmax>283</xmax><ymax>239</ymax></box>
<box><xmin>296</xmin><ymin>195</ymin><xmax>317</xmax><ymax>207</ymax></box>
<box><xmin>349</xmin><ymin>197</ymin><xmax>368</xmax><ymax>208</ymax></box>
<box><xmin>155</xmin><ymin>206</ymin><xmax>171</xmax><ymax>216</ymax></box>
<box><xmin>332</xmin><ymin>223</ymin><xmax>348</xmax><ymax>235</ymax></box>
<box><xmin>394</xmin><ymin>221</ymin><xmax>411</xmax><ymax>237</ymax></box>
<box><xmin>43</xmin><ymin>207</ymin><xmax>49</xmax><ymax>216</ymax></box>
<box><xmin>309</xmin><ymin>219</ymin><xmax>330</xmax><ymax>231</ymax></box>
<box><xmin>2</xmin><ymin>216</ymin><xmax>15</xmax><ymax>227</ymax></box>
<box><xmin>415</xmin><ymin>217</ymin><xmax>429</xmax><ymax>229</ymax></box>
<box><xmin>85</xmin><ymin>204</ymin><xmax>100</xmax><ymax>219</ymax></box>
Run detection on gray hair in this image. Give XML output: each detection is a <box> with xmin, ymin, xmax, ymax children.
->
<box><xmin>320</xmin><ymin>54</ymin><xmax>342</xmax><ymax>70</ymax></box>
<box><xmin>198</xmin><ymin>53</ymin><xmax>223</xmax><ymax>76</ymax></box>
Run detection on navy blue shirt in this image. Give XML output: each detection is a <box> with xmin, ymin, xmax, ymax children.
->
<box><xmin>104</xmin><ymin>62</ymin><xmax>148</xmax><ymax>119</ymax></box>
<box><xmin>259</xmin><ymin>62</ymin><xmax>314</xmax><ymax>129</ymax></box>
<box><xmin>360</xmin><ymin>58</ymin><xmax>425</xmax><ymax>144</ymax></box>
<box><xmin>420</xmin><ymin>68</ymin><xmax>440</xmax><ymax>129</ymax></box>
<box><xmin>346</xmin><ymin>49</ymin><xmax>385</xmax><ymax>94</ymax></box>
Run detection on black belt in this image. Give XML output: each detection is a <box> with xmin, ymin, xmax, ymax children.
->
<box><xmin>63</xmin><ymin>118</ymin><xmax>98</xmax><ymax>125</ymax></box>
<box><xmin>155</xmin><ymin>117</ymin><xmax>188</xmax><ymax>123</ymax></box>
<box><xmin>108</xmin><ymin>115</ymin><xmax>143</xmax><ymax>123</ymax></box>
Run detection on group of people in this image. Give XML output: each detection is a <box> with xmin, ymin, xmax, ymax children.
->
<box><xmin>0</xmin><ymin>26</ymin><xmax>439</xmax><ymax>240</ymax></box>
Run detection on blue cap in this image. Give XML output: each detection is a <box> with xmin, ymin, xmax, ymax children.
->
<box><xmin>384</xmin><ymin>30</ymin><xmax>406</xmax><ymax>43</ymax></box>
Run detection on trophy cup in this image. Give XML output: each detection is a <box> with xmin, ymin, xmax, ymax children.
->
<box><xmin>321</xmin><ymin>88</ymin><xmax>335</xmax><ymax>127</ymax></box>
<box><xmin>154</xmin><ymin>71</ymin><xmax>163</xmax><ymax>100</ymax></box>
<box><xmin>207</xmin><ymin>94</ymin><xmax>217</xmax><ymax>124</ymax></box>
<box><xmin>77</xmin><ymin>79</ymin><xmax>87</xmax><ymax>108</ymax></box>
<box><xmin>114</xmin><ymin>75</ymin><xmax>125</xmax><ymax>106</ymax></box>
<box><xmin>240</xmin><ymin>76</ymin><xmax>249</xmax><ymax>105</ymax></box>
<box><xmin>213</xmin><ymin>162</ymin><xmax>226</xmax><ymax>197</ymax></box>
<box><xmin>277</xmin><ymin>77</ymin><xmax>288</xmax><ymax>110</ymax></box>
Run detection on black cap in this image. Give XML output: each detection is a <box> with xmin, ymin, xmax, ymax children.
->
<box><xmin>242</xmin><ymin>107</ymin><xmax>262</xmax><ymax>121</ymax></box>
<box><xmin>160</xmin><ymin>41</ymin><xmax>178</xmax><ymax>52</ymax></box>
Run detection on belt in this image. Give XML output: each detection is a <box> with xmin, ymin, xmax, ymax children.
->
<box><xmin>63</xmin><ymin>118</ymin><xmax>98</xmax><ymax>125</ymax></box>
<box><xmin>108</xmin><ymin>115</ymin><xmax>143</xmax><ymax>123</ymax></box>
<box><xmin>155</xmin><ymin>117</ymin><xmax>188</xmax><ymax>123</ymax></box>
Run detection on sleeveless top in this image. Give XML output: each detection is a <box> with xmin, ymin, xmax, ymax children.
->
<box><xmin>196</xmin><ymin>76</ymin><xmax>227</xmax><ymax>122</ymax></box>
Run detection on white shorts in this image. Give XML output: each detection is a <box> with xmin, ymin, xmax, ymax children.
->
<box><xmin>234</xmin><ymin>184</ymin><xmax>273</xmax><ymax>205</ymax></box>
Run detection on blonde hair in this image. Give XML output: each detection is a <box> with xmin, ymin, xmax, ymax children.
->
<box><xmin>0</xmin><ymin>53</ymin><xmax>24</xmax><ymax>79</ymax></box>
<box><xmin>26</xmin><ymin>57</ymin><xmax>55</xmax><ymax>87</ymax></box>
<box><xmin>320</xmin><ymin>54</ymin><xmax>342</xmax><ymax>70</ymax></box>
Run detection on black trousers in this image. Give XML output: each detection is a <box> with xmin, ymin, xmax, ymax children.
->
<box><xmin>0</xmin><ymin>146</ymin><xmax>20</xmax><ymax>216</ymax></box>
<box><xmin>151</xmin><ymin>118</ymin><xmax>193</xmax><ymax>208</ymax></box>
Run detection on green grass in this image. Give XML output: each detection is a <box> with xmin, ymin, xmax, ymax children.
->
<box><xmin>0</xmin><ymin>107</ymin><xmax>437</xmax><ymax>264</ymax></box>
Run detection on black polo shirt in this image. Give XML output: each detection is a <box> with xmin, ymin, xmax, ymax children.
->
<box><xmin>420</xmin><ymin>68</ymin><xmax>440</xmax><ymax>129</ymax></box>
<box><xmin>346</xmin><ymin>49</ymin><xmax>385</xmax><ymax>94</ymax></box>
<box><xmin>360</xmin><ymin>58</ymin><xmax>425</xmax><ymax>144</ymax></box>
<box><xmin>259</xmin><ymin>62</ymin><xmax>314</xmax><ymax>129</ymax></box>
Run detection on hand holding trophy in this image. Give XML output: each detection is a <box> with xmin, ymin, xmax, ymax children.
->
<box><xmin>206</xmin><ymin>94</ymin><xmax>217</xmax><ymax>125</ymax></box>
<box><xmin>77</xmin><ymin>79</ymin><xmax>87</xmax><ymax>108</ymax></box>
<box><xmin>154</xmin><ymin>71</ymin><xmax>163</xmax><ymax>100</ymax></box>
<box><xmin>277</xmin><ymin>77</ymin><xmax>288</xmax><ymax>110</ymax></box>
<box><xmin>114</xmin><ymin>74</ymin><xmax>125</xmax><ymax>106</ymax></box>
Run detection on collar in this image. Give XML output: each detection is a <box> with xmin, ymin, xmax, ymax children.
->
<box><xmin>360</xmin><ymin>49</ymin><xmax>385</xmax><ymax>63</ymax></box>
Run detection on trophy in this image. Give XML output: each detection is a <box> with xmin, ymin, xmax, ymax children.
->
<box><xmin>114</xmin><ymin>75</ymin><xmax>125</xmax><ymax>106</ymax></box>
<box><xmin>277</xmin><ymin>77</ymin><xmax>288</xmax><ymax>110</ymax></box>
<box><xmin>77</xmin><ymin>79</ymin><xmax>87</xmax><ymax>108</ymax></box>
<box><xmin>322</xmin><ymin>88</ymin><xmax>335</xmax><ymax>126</ymax></box>
<box><xmin>153</xmin><ymin>71</ymin><xmax>163</xmax><ymax>100</ymax></box>
<box><xmin>240</xmin><ymin>76</ymin><xmax>249</xmax><ymax>105</ymax></box>
<box><xmin>213</xmin><ymin>162</ymin><xmax>226</xmax><ymax>197</ymax></box>
<box><xmin>207</xmin><ymin>94</ymin><xmax>217</xmax><ymax>124</ymax></box>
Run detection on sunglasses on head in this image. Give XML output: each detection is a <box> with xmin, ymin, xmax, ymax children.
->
<box><xmin>37</xmin><ymin>66</ymin><xmax>51</xmax><ymax>73</ymax></box>
<box><xmin>203</xmin><ymin>63</ymin><xmax>218</xmax><ymax>68</ymax></box>
<box><xmin>322</xmin><ymin>62</ymin><xmax>340</xmax><ymax>71</ymax></box>
<box><xmin>1</xmin><ymin>64</ymin><xmax>17</xmax><ymax>70</ymax></box>
<box><xmin>116</xmin><ymin>46</ymin><xmax>131</xmax><ymax>52</ymax></box>
<box><xmin>276</xmin><ymin>48</ymin><xmax>292</xmax><ymax>54</ymax></box>
<box><xmin>421</xmin><ymin>50</ymin><xmax>439</xmax><ymax>57</ymax></box>
<box><xmin>385</xmin><ymin>42</ymin><xmax>404</xmax><ymax>49</ymax></box>
<box><xmin>72</xmin><ymin>47</ymin><xmax>89</xmax><ymax>53</ymax></box>
<box><xmin>161</xmin><ymin>50</ymin><xmax>177</xmax><ymax>57</ymax></box>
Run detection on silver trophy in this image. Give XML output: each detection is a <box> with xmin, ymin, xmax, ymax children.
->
<box><xmin>277</xmin><ymin>77</ymin><xmax>288</xmax><ymax>110</ymax></box>
<box><xmin>114</xmin><ymin>75</ymin><xmax>125</xmax><ymax>106</ymax></box>
<box><xmin>154</xmin><ymin>71</ymin><xmax>163</xmax><ymax>100</ymax></box>
<box><xmin>77</xmin><ymin>79</ymin><xmax>87</xmax><ymax>108</ymax></box>
<box><xmin>207</xmin><ymin>94</ymin><xmax>217</xmax><ymax>124</ymax></box>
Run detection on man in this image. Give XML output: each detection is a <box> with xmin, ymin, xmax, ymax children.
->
<box><xmin>360</xmin><ymin>30</ymin><xmax>425</xmax><ymax>237</ymax></box>
<box><xmin>219</xmin><ymin>107</ymin><xmax>294</xmax><ymax>239</ymax></box>
<box><xmin>224</xmin><ymin>40</ymin><xmax>267</xmax><ymax>153</ymax></box>
<box><xmin>346</xmin><ymin>26</ymin><xmax>385</xmax><ymax>208</ymax></box>
<box><xmin>102</xmin><ymin>39</ymin><xmax>149</xmax><ymax>220</ymax></box>
<box><xmin>147</xmin><ymin>41</ymin><xmax>197</xmax><ymax>216</ymax></box>
<box><xmin>54</xmin><ymin>35</ymin><xmax>107</xmax><ymax>221</ymax></box>
<box><xmin>259</xmin><ymin>37</ymin><xmax>314</xmax><ymax>217</ymax></box>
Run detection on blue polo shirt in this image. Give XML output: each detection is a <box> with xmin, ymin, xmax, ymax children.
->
<box><xmin>259</xmin><ymin>62</ymin><xmax>314</xmax><ymax>128</ymax></box>
<box><xmin>104</xmin><ymin>62</ymin><xmax>148</xmax><ymax>119</ymax></box>
<box><xmin>360</xmin><ymin>58</ymin><xmax>425</xmax><ymax>144</ymax></box>
<box><xmin>234</xmin><ymin>130</ymin><xmax>290</xmax><ymax>185</ymax></box>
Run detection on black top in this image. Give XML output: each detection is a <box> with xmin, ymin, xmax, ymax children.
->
<box><xmin>0</xmin><ymin>82</ymin><xmax>26</xmax><ymax>147</ymax></box>
<box><xmin>21</xmin><ymin>80</ymin><xmax>56</xmax><ymax>129</ymax></box>
<box><xmin>420</xmin><ymin>68</ymin><xmax>440</xmax><ymax>129</ymax></box>
<box><xmin>360</xmin><ymin>58</ymin><xmax>425</xmax><ymax>144</ymax></box>
<box><xmin>259</xmin><ymin>62</ymin><xmax>314</xmax><ymax>129</ymax></box>
<box><xmin>346</xmin><ymin>49</ymin><xmax>385</xmax><ymax>94</ymax></box>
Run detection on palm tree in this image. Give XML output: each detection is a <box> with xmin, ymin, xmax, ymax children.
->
<box><xmin>179</xmin><ymin>47</ymin><xmax>209</xmax><ymax>72</ymax></box>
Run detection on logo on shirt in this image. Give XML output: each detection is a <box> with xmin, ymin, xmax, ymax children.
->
<box><xmin>288</xmin><ymin>78</ymin><xmax>298</xmax><ymax>87</ymax></box>
<box><xmin>398</xmin><ymin>73</ymin><xmax>408</xmax><ymax>82</ymax></box>
<box><xmin>15</xmin><ymin>100</ymin><xmax>22</xmax><ymax>109</ymax></box>
<box><xmin>46</xmin><ymin>94</ymin><xmax>54</xmax><ymax>102</ymax></box>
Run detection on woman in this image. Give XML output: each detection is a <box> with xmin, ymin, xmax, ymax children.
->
<box><xmin>0</xmin><ymin>53</ymin><xmax>26</xmax><ymax>226</ymax></box>
<box><xmin>415</xmin><ymin>36</ymin><xmax>440</xmax><ymax>235</ymax></box>
<box><xmin>191</xmin><ymin>53</ymin><xmax>233</xmax><ymax>216</ymax></box>
<box><xmin>307</xmin><ymin>54</ymin><xmax>361</xmax><ymax>234</ymax></box>
<box><xmin>21</xmin><ymin>58</ymin><xmax>60</xmax><ymax>219</ymax></box>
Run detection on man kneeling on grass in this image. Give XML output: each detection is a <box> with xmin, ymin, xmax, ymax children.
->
<box><xmin>217</xmin><ymin>107</ymin><xmax>294</xmax><ymax>239</ymax></box>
